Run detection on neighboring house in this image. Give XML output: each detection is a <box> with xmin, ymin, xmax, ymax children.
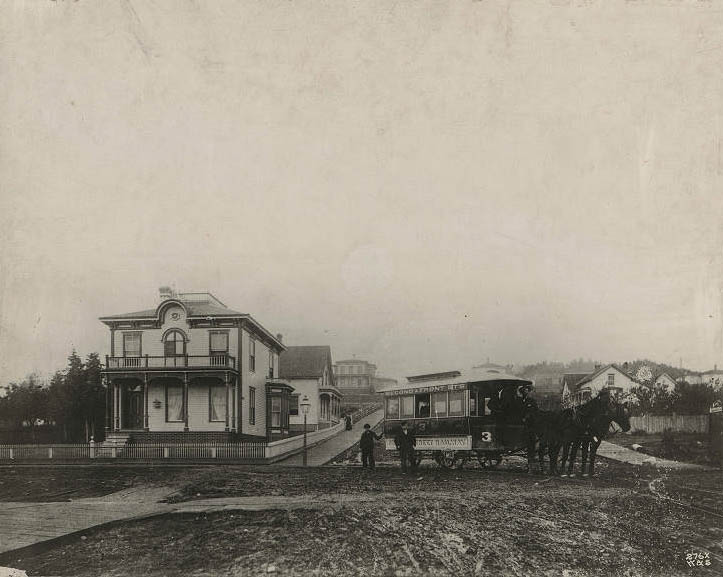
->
<box><xmin>653</xmin><ymin>372</ymin><xmax>677</xmax><ymax>391</ymax></box>
<box><xmin>100</xmin><ymin>287</ymin><xmax>287</xmax><ymax>442</ymax></box>
<box><xmin>529</xmin><ymin>372</ymin><xmax>565</xmax><ymax>410</ymax></box>
<box><xmin>560</xmin><ymin>373</ymin><xmax>591</xmax><ymax>401</ymax></box>
<box><xmin>280</xmin><ymin>346</ymin><xmax>343</xmax><ymax>433</ymax></box>
<box><xmin>333</xmin><ymin>358</ymin><xmax>397</xmax><ymax>393</ymax></box>
<box><xmin>562</xmin><ymin>365</ymin><xmax>639</xmax><ymax>407</ymax></box>
<box><xmin>701</xmin><ymin>367</ymin><xmax>723</xmax><ymax>389</ymax></box>
<box><xmin>334</xmin><ymin>359</ymin><xmax>377</xmax><ymax>393</ymax></box>
<box><xmin>677</xmin><ymin>373</ymin><xmax>703</xmax><ymax>385</ymax></box>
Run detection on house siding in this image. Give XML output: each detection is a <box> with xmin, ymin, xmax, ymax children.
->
<box><xmin>581</xmin><ymin>368</ymin><xmax>637</xmax><ymax>396</ymax></box>
<box><xmin>287</xmin><ymin>378</ymin><xmax>321</xmax><ymax>430</ymax></box>
<box><xmin>241</xmin><ymin>327</ymin><xmax>268</xmax><ymax>438</ymax></box>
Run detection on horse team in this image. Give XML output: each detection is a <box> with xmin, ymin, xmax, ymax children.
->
<box><xmin>522</xmin><ymin>388</ymin><xmax>631</xmax><ymax>477</ymax></box>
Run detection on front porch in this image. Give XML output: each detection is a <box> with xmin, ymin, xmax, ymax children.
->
<box><xmin>104</xmin><ymin>368</ymin><xmax>239</xmax><ymax>435</ymax></box>
<box><xmin>318</xmin><ymin>389</ymin><xmax>343</xmax><ymax>429</ymax></box>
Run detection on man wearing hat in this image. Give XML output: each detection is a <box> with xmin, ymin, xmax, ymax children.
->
<box><xmin>360</xmin><ymin>423</ymin><xmax>383</xmax><ymax>470</ymax></box>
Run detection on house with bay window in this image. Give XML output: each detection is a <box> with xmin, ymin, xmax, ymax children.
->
<box><xmin>100</xmin><ymin>287</ymin><xmax>289</xmax><ymax>443</ymax></box>
<box><xmin>279</xmin><ymin>346</ymin><xmax>343</xmax><ymax>433</ymax></box>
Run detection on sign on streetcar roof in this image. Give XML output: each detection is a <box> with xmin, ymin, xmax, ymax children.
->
<box><xmin>377</xmin><ymin>367</ymin><xmax>532</xmax><ymax>395</ymax></box>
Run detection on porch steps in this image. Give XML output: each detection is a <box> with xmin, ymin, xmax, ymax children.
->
<box><xmin>103</xmin><ymin>432</ymin><xmax>130</xmax><ymax>448</ymax></box>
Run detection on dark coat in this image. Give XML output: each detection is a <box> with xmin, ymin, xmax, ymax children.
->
<box><xmin>394</xmin><ymin>428</ymin><xmax>416</xmax><ymax>451</ymax></box>
<box><xmin>360</xmin><ymin>429</ymin><xmax>382</xmax><ymax>451</ymax></box>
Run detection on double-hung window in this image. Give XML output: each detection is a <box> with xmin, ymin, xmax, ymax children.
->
<box><xmin>209</xmin><ymin>385</ymin><xmax>226</xmax><ymax>422</ymax></box>
<box><xmin>268</xmin><ymin>351</ymin><xmax>274</xmax><ymax>378</ymax></box>
<box><xmin>249</xmin><ymin>387</ymin><xmax>256</xmax><ymax>424</ymax></box>
<box><xmin>249</xmin><ymin>337</ymin><xmax>256</xmax><ymax>373</ymax></box>
<box><xmin>166</xmin><ymin>385</ymin><xmax>184</xmax><ymax>422</ymax></box>
<box><xmin>289</xmin><ymin>394</ymin><xmax>299</xmax><ymax>416</ymax></box>
<box><xmin>210</xmin><ymin>331</ymin><xmax>228</xmax><ymax>354</ymax></box>
<box><xmin>271</xmin><ymin>397</ymin><xmax>281</xmax><ymax>427</ymax></box>
<box><xmin>123</xmin><ymin>333</ymin><xmax>141</xmax><ymax>356</ymax></box>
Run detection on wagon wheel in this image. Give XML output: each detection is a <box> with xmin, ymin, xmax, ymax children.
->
<box><xmin>455</xmin><ymin>453</ymin><xmax>469</xmax><ymax>469</ymax></box>
<box><xmin>476</xmin><ymin>452</ymin><xmax>502</xmax><ymax>469</ymax></box>
<box><xmin>434</xmin><ymin>450</ymin><xmax>458</xmax><ymax>469</ymax></box>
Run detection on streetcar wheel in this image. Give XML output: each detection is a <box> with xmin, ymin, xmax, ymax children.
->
<box><xmin>435</xmin><ymin>450</ymin><xmax>457</xmax><ymax>468</ymax></box>
<box><xmin>476</xmin><ymin>452</ymin><xmax>502</xmax><ymax>469</ymax></box>
<box><xmin>486</xmin><ymin>454</ymin><xmax>502</xmax><ymax>469</ymax></box>
<box><xmin>455</xmin><ymin>454</ymin><xmax>469</xmax><ymax>469</ymax></box>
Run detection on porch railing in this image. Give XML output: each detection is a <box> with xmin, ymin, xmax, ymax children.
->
<box><xmin>105</xmin><ymin>354</ymin><xmax>237</xmax><ymax>370</ymax></box>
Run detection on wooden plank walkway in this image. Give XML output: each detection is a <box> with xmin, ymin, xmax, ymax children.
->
<box><xmin>277</xmin><ymin>409</ymin><xmax>384</xmax><ymax>466</ymax></box>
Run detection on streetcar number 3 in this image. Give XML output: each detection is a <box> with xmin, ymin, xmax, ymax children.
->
<box><xmin>480</xmin><ymin>432</ymin><xmax>492</xmax><ymax>442</ymax></box>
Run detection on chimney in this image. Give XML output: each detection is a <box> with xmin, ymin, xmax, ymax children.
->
<box><xmin>276</xmin><ymin>333</ymin><xmax>283</xmax><ymax>343</ymax></box>
<box><xmin>594</xmin><ymin>364</ymin><xmax>602</xmax><ymax>371</ymax></box>
<box><xmin>159</xmin><ymin>286</ymin><xmax>174</xmax><ymax>301</ymax></box>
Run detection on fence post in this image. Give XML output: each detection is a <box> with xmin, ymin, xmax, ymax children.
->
<box><xmin>90</xmin><ymin>438</ymin><xmax>95</xmax><ymax>459</ymax></box>
<box><xmin>211</xmin><ymin>447</ymin><xmax>217</xmax><ymax>459</ymax></box>
<box><xmin>9</xmin><ymin>448</ymin><xmax>13</xmax><ymax>460</ymax></box>
<box><xmin>164</xmin><ymin>447</ymin><xmax>169</xmax><ymax>459</ymax></box>
<box><xmin>48</xmin><ymin>447</ymin><xmax>53</xmax><ymax>459</ymax></box>
<box><xmin>112</xmin><ymin>446</ymin><xmax>117</xmax><ymax>458</ymax></box>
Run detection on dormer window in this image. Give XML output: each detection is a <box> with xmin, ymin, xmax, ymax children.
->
<box><xmin>163</xmin><ymin>330</ymin><xmax>186</xmax><ymax>357</ymax></box>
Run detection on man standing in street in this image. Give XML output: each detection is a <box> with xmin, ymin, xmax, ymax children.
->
<box><xmin>394</xmin><ymin>421</ymin><xmax>417</xmax><ymax>474</ymax></box>
<box><xmin>360</xmin><ymin>423</ymin><xmax>383</xmax><ymax>470</ymax></box>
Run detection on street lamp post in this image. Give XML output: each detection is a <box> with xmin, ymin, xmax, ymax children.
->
<box><xmin>300</xmin><ymin>394</ymin><xmax>311</xmax><ymax>467</ymax></box>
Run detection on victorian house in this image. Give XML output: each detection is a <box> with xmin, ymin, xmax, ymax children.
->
<box><xmin>279</xmin><ymin>346</ymin><xmax>343</xmax><ymax>433</ymax></box>
<box><xmin>100</xmin><ymin>288</ymin><xmax>289</xmax><ymax>443</ymax></box>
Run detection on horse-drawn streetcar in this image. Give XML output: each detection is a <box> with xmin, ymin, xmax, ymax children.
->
<box><xmin>380</xmin><ymin>368</ymin><xmax>534</xmax><ymax>468</ymax></box>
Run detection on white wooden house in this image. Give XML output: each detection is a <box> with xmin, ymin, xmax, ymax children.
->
<box><xmin>100</xmin><ymin>287</ymin><xmax>287</xmax><ymax>443</ymax></box>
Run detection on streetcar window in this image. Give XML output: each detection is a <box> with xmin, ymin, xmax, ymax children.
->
<box><xmin>448</xmin><ymin>390</ymin><xmax>465</xmax><ymax>416</ymax></box>
<box><xmin>469</xmin><ymin>391</ymin><xmax>477</xmax><ymax>416</ymax></box>
<box><xmin>386</xmin><ymin>397</ymin><xmax>400</xmax><ymax>419</ymax></box>
<box><xmin>432</xmin><ymin>391</ymin><xmax>448</xmax><ymax>418</ymax></box>
<box><xmin>415</xmin><ymin>393</ymin><xmax>431</xmax><ymax>418</ymax></box>
<box><xmin>400</xmin><ymin>395</ymin><xmax>415</xmax><ymax>418</ymax></box>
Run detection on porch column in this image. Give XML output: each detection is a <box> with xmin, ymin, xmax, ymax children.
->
<box><xmin>183</xmin><ymin>373</ymin><xmax>189</xmax><ymax>431</ymax></box>
<box><xmin>114</xmin><ymin>382</ymin><xmax>120</xmax><ymax>431</ymax></box>
<box><xmin>224</xmin><ymin>372</ymin><xmax>230</xmax><ymax>432</ymax></box>
<box><xmin>232</xmin><ymin>377</ymin><xmax>237</xmax><ymax>432</ymax></box>
<box><xmin>105</xmin><ymin>377</ymin><xmax>111</xmax><ymax>432</ymax></box>
<box><xmin>144</xmin><ymin>373</ymin><xmax>149</xmax><ymax>431</ymax></box>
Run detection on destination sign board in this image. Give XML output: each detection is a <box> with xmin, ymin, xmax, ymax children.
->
<box><xmin>382</xmin><ymin>383</ymin><xmax>467</xmax><ymax>396</ymax></box>
<box><xmin>385</xmin><ymin>436</ymin><xmax>472</xmax><ymax>451</ymax></box>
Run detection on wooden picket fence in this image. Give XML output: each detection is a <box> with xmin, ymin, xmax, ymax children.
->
<box><xmin>629</xmin><ymin>414</ymin><xmax>709</xmax><ymax>434</ymax></box>
<box><xmin>0</xmin><ymin>441</ymin><xmax>267</xmax><ymax>462</ymax></box>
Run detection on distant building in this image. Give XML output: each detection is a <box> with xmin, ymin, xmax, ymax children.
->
<box><xmin>701</xmin><ymin>367</ymin><xmax>723</xmax><ymax>389</ymax></box>
<box><xmin>676</xmin><ymin>367</ymin><xmax>723</xmax><ymax>387</ymax></box>
<box><xmin>653</xmin><ymin>372</ymin><xmax>677</xmax><ymax>391</ymax></box>
<box><xmin>530</xmin><ymin>372</ymin><xmax>567</xmax><ymax>409</ymax></box>
<box><xmin>561</xmin><ymin>364</ymin><xmax>639</xmax><ymax>407</ymax></box>
<box><xmin>334</xmin><ymin>359</ymin><xmax>377</xmax><ymax>393</ymax></box>
<box><xmin>279</xmin><ymin>346</ymin><xmax>342</xmax><ymax>433</ymax></box>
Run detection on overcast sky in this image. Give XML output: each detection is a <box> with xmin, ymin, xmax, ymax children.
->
<box><xmin>1</xmin><ymin>0</ymin><xmax>723</xmax><ymax>384</ymax></box>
